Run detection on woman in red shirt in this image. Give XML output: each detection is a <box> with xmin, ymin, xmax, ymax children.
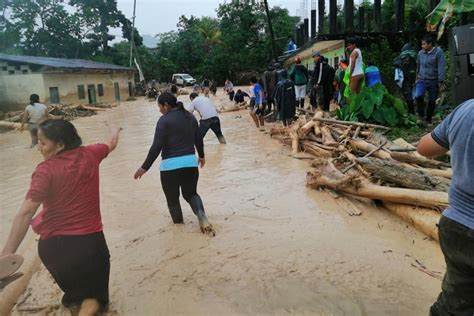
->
<box><xmin>1</xmin><ymin>119</ymin><xmax>121</xmax><ymax>315</ymax></box>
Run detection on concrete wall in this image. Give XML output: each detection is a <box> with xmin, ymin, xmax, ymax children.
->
<box><xmin>304</xmin><ymin>46</ymin><xmax>346</xmax><ymax>71</ymax></box>
<box><xmin>0</xmin><ymin>61</ymin><xmax>45</xmax><ymax>111</ymax></box>
<box><xmin>42</xmin><ymin>72</ymin><xmax>134</xmax><ymax>105</ymax></box>
<box><xmin>0</xmin><ymin>66</ymin><xmax>134</xmax><ymax>111</ymax></box>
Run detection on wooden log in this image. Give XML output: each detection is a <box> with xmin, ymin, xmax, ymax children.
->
<box><xmin>306</xmin><ymin>133</ymin><xmax>323</xmax><ymax>143</ymax></box>
<box><xmin>298</xmin><ymin>120</ymin><xmax>316</xmax><ymax>138</ymax></box>
<box><xmin>270</xmin><ymin>127</ymin><xmax>289</xmax><ymax>136</ymax></box>
<box><xmin>349</xmin><ymin>139</ymin><xmax>392</xmax><ymax>160</ymax></box>
<box><xmin>0</xmin><ymin>121</ymin><xmax>22</xmax><ymax>129</ymax></box>
<box><xmin>356</xmin><ymin>157</ymin><xmax>450</xmax><ymax>192</ymax></box>
<box><xmin>343</xmin><ymin>151</ymin><xmax>371</xmax><ymax>177</ymax></box>
<box><xmin>342</xmin><ymin>140</ymin><xmax>387</xmax><ymax>173</ymax></box>
<box><xmin>392</xmin><ymin>138</ymin><xmax>423</xmax><ymax>157</ymax></box>
<box><xmin>313</xmin><ymin>111</ymin><xmax>324</xmax><ymax>136</ymax></box>
<box><xmin>78</xmin><ymin>105</ymin><xmax>106</xmax><ymax>112</ymax></box>
<box><xmin>306</xmin><ymin>162</ymin><xmax>449</xmax><ymax>210</ymax></box>
<box><xmin>301</xmin><ymin>141</ymin><xmax>333</xmax><ymax>157</ymax></box>
<box><xmin>383</xmin><ymin>202</ymin><xmax>440</xmax><ymax>242</ymax></box>
<box><xmin>390</xmin><ymin>152</ymin><xmax>450</xmax><ymax>169</ymax></box>
<box><xmin>321</xmin><ymin>126</ymin><xmax>339</xmax><ymax>146</ymax></box>
<box><xmin>312</xmin><ymin>117</ymin><xmax>391</xmax><ymax>130</ymax></box>
<box><xmin>416</xmin><ymin>167</ymin><xmax>452</xmax><ymax>179</ymax></box>
<box><xmin>289</xmin><ymin>119</ymin><xmax>304</xmax><ymax>155</ymax></box>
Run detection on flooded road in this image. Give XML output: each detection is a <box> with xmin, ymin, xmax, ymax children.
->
<box><xmin>1</xmin><ymin>91</ymin><xmax>444</xmax><ymax>315</ymax></box>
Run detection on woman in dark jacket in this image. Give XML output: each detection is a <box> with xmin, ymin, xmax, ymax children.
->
<box><xmin>134</xmin><ymin>92</ymin><xmax>215</xmax><ymax>236</ymax></box>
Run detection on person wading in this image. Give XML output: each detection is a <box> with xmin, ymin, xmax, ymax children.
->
<box><xmin>2</xmin><ymin>119</ymin><xmax>122</xmax><ymax>315</ymax></box>
<box><xmin>20</xmin><ymin>94</ymin><xmax>49</xmax><ymax>148</ymax></box>
<box><xmin>188</xmin><ymin>92</ymin><xmax>226</xmax><ymax>144</ymax></box>
<box><xmin>134</xmin><ymin>92</ymin><xmax>215</xmax><ymax>236</ymax></box>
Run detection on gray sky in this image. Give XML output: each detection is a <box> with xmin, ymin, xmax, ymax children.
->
<box><xmin>116</xmin><ymin>0</ymin><xmax>300</xmax><ymax>39</ymax></box>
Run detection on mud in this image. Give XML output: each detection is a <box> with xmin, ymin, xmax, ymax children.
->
<box><xmin>1</xmin><ymin>89</ymin><xmax>444</xmax><ymax>315</ymax></box>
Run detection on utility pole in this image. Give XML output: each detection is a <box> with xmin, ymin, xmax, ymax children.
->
<box><xmin>263</xmin><ymin>0</ymin><xmax>277</xmax><ymax>61</ymax></box>
<box><xmin>129</xmin><ymin>0</ymin><xmax>137</xmax><ymax>68</ymax></box>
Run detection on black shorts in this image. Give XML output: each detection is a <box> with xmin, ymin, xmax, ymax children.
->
<box><xmin>38</xmin><ymin>231</ymin><xmax>110</xmax><ymax>311</ymax></box>
<box><xmin>250</xmin><ymin>98</ymin><xmax>265</xmax><ymax>115</ymax></box>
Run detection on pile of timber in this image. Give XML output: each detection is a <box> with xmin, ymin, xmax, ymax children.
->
<box><xmin>0</xmin><ymin>104</ymin><xmax>102</xmax><ymax>130</ymax></box>
<box><xmin>270</xmin><ymin>111</ymin><xmax>452</xmax><ymax>242</ymax></box>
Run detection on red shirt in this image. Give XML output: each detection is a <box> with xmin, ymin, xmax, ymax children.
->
<box><xmin>27</xmin><ymin>144</ymin><xmax>109</xmax><ymax>239</ymax></box>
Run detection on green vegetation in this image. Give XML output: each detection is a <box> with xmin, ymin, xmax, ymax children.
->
<box><xmin>336</xmin><ymin>84</ymin><xmax>415</xmax><ymax>127</ymax></box>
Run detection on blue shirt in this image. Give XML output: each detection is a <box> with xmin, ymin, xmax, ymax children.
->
<box><xmin>253</xmin><ymin>83</ymin><xmax>263</xmax><ymax>106</ymax></box>
<box><xmin>431</xmin><ymin>99</ymin><xmax>474</xmax><ymax>229</ymax></box>
<box><xmin>160</xmin><ymin>154</ymin><xmax>198</xmax><ymax>171</ymax></box>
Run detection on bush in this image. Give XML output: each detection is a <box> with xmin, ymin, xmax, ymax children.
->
<box><xmin>336</xmin><ymin>83</ymin><xmax>416</xmax><ymax>127</ymax></box>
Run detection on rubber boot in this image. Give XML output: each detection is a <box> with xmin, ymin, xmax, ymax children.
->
<box><xmin>168</xmin><ymin>204</ymin><xmax>183</xmax><ymax>224</ymax></box>
<box><xmin>300</xmin><ymin>99</ymin><xmax>305</xmax><ymax>110</ymax></box>
<box><xmin>217</xmin><ymin>135</ymin><xmax>227</xmax><ymax>144</ymax></box>
<box><xmin>186</xmin><ymin>195</ymin><xmax>215</xmax><ymax>236</ymax></box>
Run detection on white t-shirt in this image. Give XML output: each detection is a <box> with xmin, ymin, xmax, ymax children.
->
<box><xmin>350</xmin><ymin>48</ymin><xmax>364</xmax><ymax>76</ymax></box>
<box><xmin>186</xmin><ymin>96</ymin><xmax>218</xmax><ymax>120</ymax></box>
<box><xmin>25</xmin><ymin>103</ymin><xmax>48</xmax><ymax>124</ymax></box>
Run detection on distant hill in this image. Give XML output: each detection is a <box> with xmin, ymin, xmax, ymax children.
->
<box><xmin>142</xmin><ymin>34</ymin><xmax>158</xmax><ymax>48</ymax></box>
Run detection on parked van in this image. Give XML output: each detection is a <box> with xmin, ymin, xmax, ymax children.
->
<box><xmin>171</xmin><ymin>73</ymin><xmax>196</xmax><ymax>86</ymax></box>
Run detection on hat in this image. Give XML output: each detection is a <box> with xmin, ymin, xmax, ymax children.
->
<box><xmin>312</xmin><ymin>51</ymin><xmax>321</xmax><ymax>57</ymax></box>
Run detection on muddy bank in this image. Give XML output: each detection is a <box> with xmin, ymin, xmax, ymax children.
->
<box><xmin>1</xmin><ymin>91</ymin><xmax>444</xmax><ymax>315</ymax></box>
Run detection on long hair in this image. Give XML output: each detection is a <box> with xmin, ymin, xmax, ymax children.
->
<box><xmin>29</xmin><ymin>94</ymin><xmax>39</xmax><ymax>106</ymax></box>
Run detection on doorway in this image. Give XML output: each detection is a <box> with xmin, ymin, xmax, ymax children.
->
<box><xmin>114</xmin><ymin>82</ymin><xmax>120</xmax><ymax>101</ymax></box>
<box><xmin>87</xmin><ymin>84</ymin><xmax>97</xmax><ymax>104</ymax></box>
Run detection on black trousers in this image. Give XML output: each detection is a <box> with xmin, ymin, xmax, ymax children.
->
<box><xmin>199</xmin><ymin>117</ymin><xmax>223</xmax><ymax>139</ymax></box>
<box><xmin>228</xmin><ymin>91</ymin><xmax>235</xmax><ymax>101</ymax></box>
<box><xmin>431</xmin><ymin>216</ymin><xmax>474</xmax><ymax>316</ymax></box>
<box><xmin>160</xmin><ymin>167</ymin><xmax>200</xmax><ymax>207</ymax></box>
<box><xmin>38</xmin><ymin>232</ymin><xmax>110</xmax><ymax>311</ymax></box>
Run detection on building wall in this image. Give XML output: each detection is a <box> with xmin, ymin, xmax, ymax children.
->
<box><xmin>0</xmin><ymin>68</ymin><xmax>134</xmax><ymax>111</ymax></box>
<box><xmin>42</xmin><ymin>72</ymin><xmax>134</xmax><ymax>105</ymax></box>
<box><xmin>0</xmin><ymin>61</ymin><xmax>45</xmax><ymax>111</ymax></box>
<box><xmin>303</xmin><ymin>46</ymin><xmax>346</xmax><ymax>71</ymax></box>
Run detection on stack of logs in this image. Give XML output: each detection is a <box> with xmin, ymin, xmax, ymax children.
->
<box><xmin>270</xmin><ymin>110</ymin><xmax>451</xmax><ymax>242</ymax></box>
<box><xmin>0</xmin><ymin>104</ymin><xmax>107</xmax><ymax>130</ymax></box>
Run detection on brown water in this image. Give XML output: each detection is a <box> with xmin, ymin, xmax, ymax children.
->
<box><xmin>1</xmin><ymin>90</ymin><xmax>444</xmax><ymax>315</ymax></box>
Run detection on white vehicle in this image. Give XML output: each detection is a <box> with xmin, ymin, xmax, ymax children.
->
<box><xmin>171</xmin><ymin>73</ymin><xmax>196</xmax><ymax>86</ymax></box>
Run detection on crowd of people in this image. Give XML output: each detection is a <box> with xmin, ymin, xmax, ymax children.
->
<box><xmin>1</xmin><ymin>32</ymin><xmax>470</xmax><ymax>316</ymax></box>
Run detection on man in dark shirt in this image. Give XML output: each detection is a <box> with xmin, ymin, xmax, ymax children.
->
<box><xmin>263</xmin><ymin>64</ymin><xmax>278</xmax><ymax>114</ymax></box>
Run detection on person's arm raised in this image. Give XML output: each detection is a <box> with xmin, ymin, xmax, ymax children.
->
<box><xmin>105</xmin><ymin>127</ymin><xmax>122</xmax><ymax>153</ymax></box>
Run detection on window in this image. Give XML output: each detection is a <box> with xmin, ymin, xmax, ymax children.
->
<box><xmin>78</xmin><ymin>85</ymin><xmax>85</xmax><ymax>99</ymax></box>
<box><xmin>49</xmin><ymin>87</ymin><xmax>60</xmax><ymax>103</ymax></box>
<box><xmin>98</xmin><ymin>84</ymin><xmax>104</xmax><ymax>96</ymax></box>
<box><xmin>22</xmin><ymin>69</ymin><xmax>28</xmax><ymax>74</ymax></box>
<box><xmin>8</xmin><ymin>70</ymin><xmax>14</xmax><ymax>75</ymax></box>
<box><xmin>334</xmin><ymin>56</ymin><xmax>339</xmax><ymax>66</ymax></box>
<box><xmin>2</xmin><ymin>66</ymin><xmax>7</xmax><ymax>71</ymax></box>
<box><xmin>15</xmin><ymin>65</ymin><xmax>20</xmax><ymax>70</ymax></box>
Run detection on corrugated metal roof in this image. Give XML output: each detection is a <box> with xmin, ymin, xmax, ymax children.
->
<box><xmin>283</xmin><ymin>40</ymin><xmax>345</xmax><ymax>66</ymax></box>
<box><xmin>0</xmin><ymin>54</ymin><xmax>133</xmax><ymax>71</ymax></box>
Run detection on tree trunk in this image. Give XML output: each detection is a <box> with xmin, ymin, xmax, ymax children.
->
<box><xmin>374</xmin><ymin>0</ymin><xmax>381</xmax><ymax>31</ymax></box>
<box><xmin>356</xmin><ymin>157</ymin><xmax>450</xmax><ymax>192</ymax></box>
<box><xmin>344</xmin><ymin>0</ymin><xmax>354</xmax><ymax>33</ymax></box>
<box><xmin>0</xmin><ymin>121</ymin><xmax>22</xmax><ymax>129</ymax></box>
<box><xmin>349</xmin><ymin>139</ymin><xmax>392</xmax><ymax>160</ymax></box>
<box><xmin>321</xmin><ymin>126</ymin><xmax>339</xmax><ymax>146</ymax></box>
<box><xmin>301</xmin><ymin>141</ymin><xmax>333</xmax><ymax>158</ymax></box>
<box><xmin>306</xmin><ymin>162</ymin><xmax>449</xmax><ymax>210</ymax></box>
<box><xmin>383</xmin><ymin>202</ymin><xmax>440</xmax><ymax>242</ymax></box>
<box><xmin>395</xmin><ymin>0</ymin><xmax>405</xmax><ymax>31</ymax></box>
<box><xmin>329</xmin><ymin>0</ymin><xmax>337</xmax><ymax>34</ymax></box>
<box><xmin>318</xmin><ymin>0</ymin><xmax>325</xmax><ymax>34</ymax></box>
<box><xmin>390</xmin><ymin>152</ymin><xmax>450</xmax><ymax>169</ymax></box>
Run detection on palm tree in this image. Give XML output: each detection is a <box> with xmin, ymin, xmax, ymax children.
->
<box><xmin>197</xmin><ymin>18</ymin><xmax>221</xmax><ymax>52</ymax></box>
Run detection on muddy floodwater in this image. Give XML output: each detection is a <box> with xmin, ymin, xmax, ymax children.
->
<box><xmin>1</xmin><ymin>90</ymin><xmax>444</xmax><ymax>315</ymax></box>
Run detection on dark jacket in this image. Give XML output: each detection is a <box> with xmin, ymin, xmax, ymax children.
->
<box><xmin>289</xmin><ymin>64</ymin><xmax>309</xmax><ymax>85</ymax></box>
<box><xmin>141</xmin><ymin>108</ymin><xmax>204</xmax><ymax>171</ymax></box>
<box><xmin>273</xmin><ymin>79</ymin><xmax>296</xmax><ymax>119</ymax></box>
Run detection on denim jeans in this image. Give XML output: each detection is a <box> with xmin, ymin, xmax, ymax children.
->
<box><xmin>415</xmin><ymin>79</ymin><xmax>439</xmax><ymax>123</ymax></box>
<box><xmin>430</xmin><ymin>216</ymin><xmax>474</xmax><ymax>316</ymax></box>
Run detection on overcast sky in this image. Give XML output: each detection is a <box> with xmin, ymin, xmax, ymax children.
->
<box><xmin>116</xmin><ymin>0</ymin><xmax>301</xmax><ymax>39</ymax></box>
